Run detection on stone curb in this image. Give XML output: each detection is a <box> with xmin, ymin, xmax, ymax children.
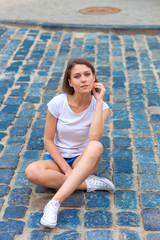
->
<box><xmin>1</xmin><ymin>19</ymin><xmax>160</xmax><ymax>33</ymax></box>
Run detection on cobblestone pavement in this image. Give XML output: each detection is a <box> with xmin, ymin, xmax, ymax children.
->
<box><xmin>0</xmin><ymin>25</ymin><xmax>160</xmax><ymax>240</ymax></box>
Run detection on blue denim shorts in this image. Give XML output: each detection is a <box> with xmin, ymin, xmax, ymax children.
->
<box><xmin>45</xmin><ymin>153</ymin><xmax>79</xmax><ymax>167</ymax></box>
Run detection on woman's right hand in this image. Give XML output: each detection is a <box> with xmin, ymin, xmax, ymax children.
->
<box><xmin>65</xmin><ymin>168</ymin><xmax>73</xmax><ymax>177</ymax></box>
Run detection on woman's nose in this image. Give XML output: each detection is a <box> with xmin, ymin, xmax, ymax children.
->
<box><xmin>81</xmin><ymin>75</ymin><xmax>86</xmax><ymax>82</ymax></box>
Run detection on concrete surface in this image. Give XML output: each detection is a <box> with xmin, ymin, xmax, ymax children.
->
<box><xmin>0</xmin><ymin>0</ymin><xmax>160</xmax><ymax>26</ymax></box>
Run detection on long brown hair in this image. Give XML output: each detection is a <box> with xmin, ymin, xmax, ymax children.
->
<box><xmin>62</xmin><ymin>58</ymin><xmax>98</xmax><ymax>94</ymax></box>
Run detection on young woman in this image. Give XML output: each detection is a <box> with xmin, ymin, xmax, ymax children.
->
<box><xmin>25</xmin><ymin>58</ymin><xmax>115</xmax><ymax>228</ymax></box>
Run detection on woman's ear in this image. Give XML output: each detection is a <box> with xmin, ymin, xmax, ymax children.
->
<box><xmin>69</xmin><ymin>79</ymin><xmax>73</xmax><ymax>87</ymax></box>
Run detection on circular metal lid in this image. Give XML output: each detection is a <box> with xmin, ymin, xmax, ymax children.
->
<box><xmin>79</xmin><ymin>7</ymin><xmax>121</xmax><ymax>15</ymax></box>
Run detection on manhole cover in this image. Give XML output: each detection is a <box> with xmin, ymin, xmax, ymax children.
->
<box><xmin>79</xmin><ymin>7</ymin><xmax>121</xmax><ymax>15</ymax></box>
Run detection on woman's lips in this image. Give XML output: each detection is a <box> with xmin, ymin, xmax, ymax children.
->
<box><xmin>81</xmin><ymin>85</ymin><xmax>88</xmax><ymax>88</ymax></box>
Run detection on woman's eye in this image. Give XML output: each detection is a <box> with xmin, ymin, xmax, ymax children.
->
<box><xmin>85</xmin><ymin>73</ymin><xmax>90</xmax><ymax>76</ymax></box>
<box><xmin>74</xmin><ymin>75</ymin><xmax>79</xmax><ymax>79</ymax></box>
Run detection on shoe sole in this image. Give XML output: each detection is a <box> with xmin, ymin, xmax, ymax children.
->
<box><xmin>40</xmin><ymin>217</ymin><xmax>57</xmax><ymax>228</ymax></box>
<box><xmin>90</xmin><ymin>175</ymin><xmax>115</xmax><ymax>193</ymax></box>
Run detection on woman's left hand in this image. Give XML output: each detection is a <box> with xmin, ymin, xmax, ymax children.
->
<box><xmin>92</xmin><ymin>82</ymin><xmax>106</xmax><ymax>101</ymax></box>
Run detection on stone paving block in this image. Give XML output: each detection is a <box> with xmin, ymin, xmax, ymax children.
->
<box><xmin>53</xmin><ymin>230</ymin><xmax>81</xmax><ymax>240</ymax></box>
<box><xmin>86</xmin><ymin>230</ymin><xmax>112</xmax><ymax>240</ymax></box>
<box><xmin>117</xmin><ymin>211</ymin><xmax>140</xmax><ymax>226</ymax></box>
<box><xmin>0</xmin><ymin>132</ymin><xmax>6</xmax><ymax>140</ymax></box>
<box><xmin>25</xmin><ymin>96</ymin><xmax>40</xmax><ymax>103</ymax></box>
<box><xmin>96</xmin><ymin>161</ymin><xmax>110</xmax><ymax>177</ymax></box>
<box><xmin>0</xmin><ymin>121</ymin><xmax>11</xmax><ymax>130</ymax></box>
<box><xmin>30</xmin><ymin>230</ymin><xmax>50</xmax><ymax>240</ymax></box>
<box><xmin>135</xmin><ymin>149</ymin><xmax>155</xmax><ymax>163</ymax></box>
<box><xmin>132</xmin><ymin>120</ymin><xmax>150</xmax><ymax>129</ymax></box>
<box><xmin>113</xmin><ymin>137</ymin><xmax>131</xmax><ymax>148</ymax></box>
<box><xmin>1</xmin><ymin>104</ymin><xmax>19</xmax><ymax>113</ymax></box>
<box><xmin>130</xmin><ymin>101</ymin><xmax>145</xmax><ymax>109</ymax></box>
<box><xmin>138</xmin><ymin>163</ymin><xmax>159</xmax><ymax>173</ymax></box>
<box><xmin>142</xmin><ymin>209</ymin><xmax>160</xmax><ymax>230</ymax></box>
<box><xmin>32</xmin><ymin>119</ymin><xmax>46</xmax><ymax>128</ymax></box>
<box><xmin>112</xmin><ymin>103</ymin><xmax>126</xmax><ymax>110</ymax></box>
<box><xmin>129</xmin><ymin>94</ymin><xmax>145</xmax><ymax>102</ymax></box>
<box><xmin>113</xmin><ymin>120</ymin><xmax>131</xmax><ymax>129</ymax></box>
<box><xmin>22</xmin><ymin>150</ymin><xmax>41</xmax><ymax>160</ymax></box>
<box><xmin>112</xmin><ymin>111</ymin><xmax>129</xmax><ymax>120</ymax></box>
<box><xmin>132</xmin><ymin>129</ymin><xmax>151</xmax><ymax>138</ymax></box>
<box><xmin>7</xmin><ymin>136</ymin><xmax>26</xmax><ymax>144</ymax></box>
<box><xmin>0</xmin><ymin>185</ymin><xmax>10</xmax><ymax>197</ymax></box>
<box><xmin>84</xmin><ymin>210</ymin><xmax>112</xmax><ymax>228</ymax></box>
<box><xmin>4</xmin><ymin>97</ymin><xmax>23</xmax><ymax>105</ymax></box>
<box><xmin>10</xmin><ymin>127</ymin><xmax>27</xmax><ymax>136</ymax></box>
<box><xmin>0</xmin><ymin>155</ymin><xmax>19</xmax><ymax>169</ymax></box>
<box><xmin>35</xmin><ymin>185</ymin><xmax>56</xmax><ymax>193</ymax></box>
<box><xmin>85</xmin><ymin>191</ymin><xmax>110</xmax><ymax>209</ymax></box>
<box><xmin>141</xmin><ymin>192</ymin><xmax>160</xmax><ymax>208</ymax></box>
<box><xmin>139</xmin><ymin>174</ymin><xmax>160</xmax><ymax>191</ymax></box>
<box><xmin>8</xmin><ymin>187</ymin><xmax>32</xmax><ymax>206</ymax></box>
<box><xmin>27</xmin><ymin>212</ymin><xmax>43</xmax><ymax>228</ymax></box>
<box><xmin>112</xmin><ymin>148</ymin><xmax>132</xmax><ymax>160</ymax></box>
<box><xmin>2</xmin><ymin>144</ymin><xmax>21</xmax><ymax>155</ymax></box>
<box><xmin>131</xmin><ymin>110</ymin><xmax>147</xmax><ymax>120</ymax></box>
<box><xmin>14</xmin><ymin>172</ymin><xmax>32</xmax><ymax>187</ymax></box>
<box><xmin>146</xmin><ymin>233</ymin><xmax>160</xmax><ymax>240</ymax></box>
<box><xmin>115</xmin><ymin>190</ymin><xmax>137</xmax><ymax>210</ymax></box>
<box><xmin>120</xmin><ymin>230</ymin><xmax>141</xmax><ymax>240</ymax></box>
<box><xmin>113</xmin><ymin>160</ymin><xmax>133</xmax><ymax>173</ymax></box>
<box><xmin>134</xmin><ymin>138</ymin><xmax>154</xmax><ymax>148</ymax></box>
<box><xmin>14</xmin><ymin>117</ymin><xmax>32</xmax><ymax>127</ymax></box>
<box><xmin>61</xmin><ymin>191</ymin><xmax>83</xmax><ymax>207</ymax></box>
<box><xmin>112</xmin><ymin>129</ymin><xmax>129</xmax><ymax>137</ymax></box>
<box><xmin>27</xmin><ymin>138</ymin><xmax>44</xmax><ymax>150</ymax></box>
<box><xmin>101</xmin><ymin>148</ymin><xmax>110</xmax><ymax>159</ymax></box>
<box><xmin>113</xmin><ymin>94</ymin><xmax>126</xmax><ymax>103</ymax></box>
<box><xmin>19</xmin><ymin>109</ymin><xmax>35</xmax><ymax>117</ymax></box>
<box><xmin>0</xmin><ymin>169</ymin><xmax>14</xmax><ymax>183</ymax></box>
<box><xmin>0</xmin><ymin>220</ymin><xmax>25</xmax><ymax>239</ymax></box>
<box><xmin>113</xmin><ymin>173</ymin><xmax>133</xmax><ymax>188</ymax></box>
<box><xmin>31</xmin><ymin>128</ymin><xmax>44</xmax><ymax>139</ymax></box>
<box><xmin>3</xmin><ymin>206</ymin><xmax>27</xmax><ymax>219</ymax></box>
<box><xmin>151</xmin><ymin>114</ymin><xmax>160</xmax><ymax>122</ymax></box>
<box><xmin>57</xmin><ymin>209</ymin><xmax>81</xmax><ymax>229</ymax></box>
<box><xmin>17</xmin><ymin>76</ymin><xmax>30</xmax><ymax>82</ymax></box>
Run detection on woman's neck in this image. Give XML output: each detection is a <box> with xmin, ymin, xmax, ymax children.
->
<box><xmin>67</xmin><ymin>93</ymin><xmax>92</xmax><ymax>113</ymax></box>
<box><xmin>70</xmin><ymin>93</ymin><xmax>92</xmax><ymax>106</ymax></box>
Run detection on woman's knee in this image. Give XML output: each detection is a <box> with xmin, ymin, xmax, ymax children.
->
<box><xmin>88</xmin><ymin>140</ymin><xmax>103</xmax><ymax>155</ymax></box>
<box><xmin>25</xmin><ymin>163</ymin><xmax>41</xmax><ymax>183</ymax></box>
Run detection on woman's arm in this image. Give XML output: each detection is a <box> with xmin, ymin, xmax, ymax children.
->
<box><xmin>44</xmin><ymin>110</ymin><xmax>72</xmax><ymax>176</ymax></box>
<box><xmin>89</xmin><ymin>83</ymin><xmax>109</xmax><ymax>141</ymax></box>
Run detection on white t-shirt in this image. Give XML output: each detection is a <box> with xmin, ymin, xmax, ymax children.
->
<box><xmin>47</xmin><ymin>93</ymin><xmax>109</xmax><ymax>158</ymax></box>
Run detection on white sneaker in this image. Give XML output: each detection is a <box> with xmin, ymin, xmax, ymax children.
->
<box><xmin>85</xmin><ymin>174</ymin><xmax>115</xmax><ymax>193</ymax></box>
<box><xmin>40</xmin><ymin>199</ymin><xmax>60</xmax><ymax>228</ymax></box>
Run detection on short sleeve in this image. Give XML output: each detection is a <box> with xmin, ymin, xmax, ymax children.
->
<box><xmin>47</xmin><ymin>95</ymin><xmax>60</xmax><ymax>118</ymax></box>
<box><xmin>103</xmin><ymin>101</ymin><xmax>109</xmax><ymax>111</ymax></box>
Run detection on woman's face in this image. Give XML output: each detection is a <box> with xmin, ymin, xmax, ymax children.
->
<box><xmin>69</xmin><ymin>64</ymin><xmax>95</xmax><ymax>94</ymax></box>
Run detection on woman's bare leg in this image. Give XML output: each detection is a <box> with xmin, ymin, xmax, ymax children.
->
<box><xmin>52</xmin><ymin>140</ymin><xmax>103</xmax><ymax>204</ymax></box>
<box><xmin>25</xmin><ymin>159</ymin><xmax>88</xmax><ymax>190</ymax></box>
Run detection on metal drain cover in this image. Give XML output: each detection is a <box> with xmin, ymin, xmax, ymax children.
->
<box><xmin>79</xmin><ymin>7</ymin><xmax>121</xmax><ymax>15</ymax></box>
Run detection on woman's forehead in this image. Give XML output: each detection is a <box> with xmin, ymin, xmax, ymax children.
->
<box><xmin>71</xmin><ymin>64</ymin><xmax>92</xmax><ymax>74</ymax></box>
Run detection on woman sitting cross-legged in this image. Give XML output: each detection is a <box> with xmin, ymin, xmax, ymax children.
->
<box><xmin>25</xmin><ymin>58</ymin><xmax>115</xmax><ymax>228</ymax></box>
